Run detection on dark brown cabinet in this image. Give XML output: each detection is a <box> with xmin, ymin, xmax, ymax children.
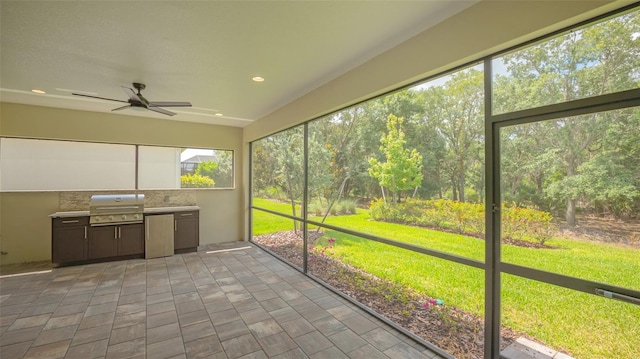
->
<box><xmin>88</xmin><ymin>226</ymin><xmax>118</xmax><ymax>259</ymax></box>
<box><xmin>52</xmin><ymin>208</ymin><xmax>197</xmax><ymax>266</ymax></box>
<box><xmin>88</xmin><ymin>223</ymin><xmax>144</xmax><ymax>259</ymax></box>
<box><xmin>52</xmin><ymin>217</ymin><xmax>88</xmax><ymax>265</ymax></box>
<box><xmin>118</xmin><ymin>224</ymin><xmax>145</xmax><ymax>256</ymax></box>
<box><xmin>174</xmin><ymin>211</ymin><xmax>199</xmax><ymax>253</ymax></box>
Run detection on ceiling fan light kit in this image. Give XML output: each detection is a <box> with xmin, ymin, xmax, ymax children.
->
<box><xmin>72</xmin><ymin>82</ymin><xmax>192</xmax><ymax>116</ymax></box>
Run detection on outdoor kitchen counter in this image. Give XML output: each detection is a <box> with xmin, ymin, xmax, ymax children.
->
<box><xmin>144</xmin><ymin>206</ymin><xmax>200</xmax><ymax>214</ymax></box>
<box><xmin>50</xmin><ymin>206</ymin><xmax>200</xmax><ymax>218</ymax></box>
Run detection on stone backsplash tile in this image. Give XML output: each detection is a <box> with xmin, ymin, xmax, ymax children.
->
<box><xmin>59</xmin><ymin>190</ymin><xmax>196</xmax><ymax>211</ymax></box>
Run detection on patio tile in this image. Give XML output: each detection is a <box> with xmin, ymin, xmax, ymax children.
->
<box><xmin>211</xmin><ymin>308</ymin><xmax>241</xmax><ymax>326</ymax></box>
<box><xmin>147</xmin><ymin>322</ymin><xmax>181</xmax><ymax>345</ymax></box>
<box><xmin>33</xmin><ymin>324</ymin><xmax>78</xmax><ymax>346</ymax></box>
<box><xmin>281</xmin><ymin>317</ymin><xmax>316</xmax><ymax>338</ymax></box>
<box><xmin>184</xmin><ymin>335</ymin><xmax>224</xmax><ymax>358</ymax></box>
<box><xmin>215</xmin><ymin>319</ymin><xmax>250</xmax><ymax>342</ymax></box>
<box><xmin>0</xmin><ymin>341</ymin><xmax>32</xmax><ymax>359</ymax></box>
<box><xmin>0</xmin><ymin>326</ymin><xmax>44</xmax><ymax>346</ymax></box>
<box><xmin>113</xmin><ymin>310</ymin><xmax>147</xmax><ymax>329</ymax></box>
<box><xmin>221</xmin><ymin>333</ymin><xmax>261</xmax><ymax>359</ymax></box>
<box><xmin>147</xmin><ymin>310</ymin><xmax>179</xmax><ymax>329</ymax></box>
<box><xmin>294</xmin><ymin>330</ymin><xmax>334</xmax><ymax>356</ymax></box>
<box><xmin>361</xmin><ymin>327</ymin><xmax>402</xmax><ymax>351</ymax></box>
<box><xmin>271</xmin><ymin>348</ymin><xmax>308</xmax><ymax>359</ymax></box>
<box><xmin>256</xmin><ymin>331</ymin><xmax>298</xmax><ymax>357</ymax></box>
<box><xmin>6</xmin><ymin>313</ymin><xmax>51</xmax><ymax>331</ymax></box>
<box><xmin>0</xmin><ymin>243</ymin><xmax>445</xmax><ymax>359</ymax></box>
<box><xmin>110</xmin><ymin>323</ymin><xmax>146</xmax><ymax>345</ymax></box>
<box><xmin>43</xmin><ymin>312</ymin><xmax>83</xmax><ymax>330</ymax></box>
<box><xmin>181</xmin><ymin>320</ymin><xmax>216</xmax><ymax>344</ymax></box>
<box><xmin>71</xmin><ymin>323</ymin><xmax>112</xmax><ymax>346</ymax></box>
<box><xmin>310</xmin><ymin>346</ymin><xmax>349</xmax><ymax>359</ymax></box>
<box><xmin>65</xmin><ymin>338</ymin><xmax>109</xmax><ymax>359</ymax></box>
<box><xmin>78</xmin><ymin>312</ymin><xmax>115</xmax><ymax>330</ymax></box>
<box><xmin>341</xmin><ymin>313</ymin><xmax>378</xmax><ymax>335</ymax></box>
<box><xmin>329</xmin><ymin>328</ymin><xmax>368</xmax><ymax>352</ymax></box>
<box><xmin>22</xmin><ymin>339</ymin><xmax>70</xmax><ymax>359</ymax></box>
<box><xmin>348</xmin><ymin>344</ymin><xmax>390</xmax><ymax>359</ymax></box>
<box><xmin>384</xmin><ymin>342</ymin><xmax>432</xmax><ymax>359</ymax></box>
<box><xmin>248</xmin><ymin>318</ymin><xmax>284</xmax><ymax>339</ymax></box>
<box><xmin>177</xmin><ymin>309</ymin><xmax>209</xmax><ymax>327</ymax></box>
<box><xmin>239</xmin><ymin>307</ymin><xmax>270</xmax><ymax>325</ymax></box>
<box><xmin>106</xmin><ymin>337</ymin><xmax>146</xmax><ymax>358</ymax></box>
<box><xmin>147</xmin><ymin>336</ymin><xmax>185</xmax><ymax>358</ymax></box>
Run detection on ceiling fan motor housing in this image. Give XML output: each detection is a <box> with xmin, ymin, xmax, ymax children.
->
<box><xmin>132</xmin><ymin>82</ymin><xmax>146</xmax><ymax>92</ymax></box>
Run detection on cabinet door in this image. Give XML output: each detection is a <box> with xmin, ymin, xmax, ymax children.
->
<box><xmin>89</xmin><ymin>226</ymin><xmax>118</xmax><ymax>259</ymax></box>
<box><xmin>175</xmin><ymin>212</ymin><xmax>199</xmax><ymax>250</ymax></box>
<box><xmin>52</xmin><ymin>225</ymin><xmax>87</xmax><ymax>264</ymax></box>
<box><xmin>118</xmin><ymin>223</ymin><xmax>144</xmax><ymax>256</ymax></box>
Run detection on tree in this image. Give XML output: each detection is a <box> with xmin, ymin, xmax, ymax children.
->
<box><xmin>272</xmin><ymin>128</ymin><xmax>305</xmax><ymax>232</ymax></box>
<box><xmin>494</xmin><ymin>11</ymin><xmax>640</xmax><ymax>226</ymax></box>
<box><xmin>368</xmin><ymin>115</ymin><xmax>423</xmax><ymax>204</ymax></box>
<box><xmin>195</xmin><ymin>161</ymin><xmax>218</xmax><ymax>179</ymax></box>
<box><xmin>419</xmin><ymin>68</ymin><xmax>484</xmax><ymax>202</ymax></box>
<box><xmin>210</xmin><ymin>151</ymin><xmax>233</xmax><ymax>187</ymax></box>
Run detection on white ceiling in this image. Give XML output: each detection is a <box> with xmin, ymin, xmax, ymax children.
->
<box><xmin>0</xmin><ymin>1</ymin><xmax>475</xmax><ymax>127</ymax></box>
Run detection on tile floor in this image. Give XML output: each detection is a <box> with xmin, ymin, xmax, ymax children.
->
<box><xmin>0</xmin><ymin>242</ymin><xmax>444</xmax><ymax>359</ymax></box>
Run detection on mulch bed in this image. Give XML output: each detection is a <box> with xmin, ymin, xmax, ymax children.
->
<box><xmin>254</xmin><ymin>230</ymin><xmax>521</xmax><ymax>359</ymax></box>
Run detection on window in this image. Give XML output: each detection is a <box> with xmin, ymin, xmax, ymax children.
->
<box><xmin>492</xmin><ymin>10</ymin><xmax>640</xmax><ymax>114</ymax></box>
<box><xmin>0</xmin><ymin>138</ymin><xmax>135</xmax><ymax>191</ymax></box>
<box><xmin>0</xmin><ymin>139</ymin><xmax>234</xmax><ymax>191</ymax></box>
<box><xmin>139</xmin><ymin>147</ymin><xmax>234</xmax><ymax>189</ymax></box>
<box><xmin>251</xmin><ymin>6</ymin><xmax>640</xmax><ymax>359</ymax></box>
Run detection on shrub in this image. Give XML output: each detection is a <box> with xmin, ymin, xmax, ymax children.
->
<box><xmin>181</xmin><ymin>173</ymin><xmax>215</xmax><ymax>188</ymax></box>
<box><xmin>370</xmin><ymin>198</ymin><xmax>554</xmax><ymax>244</ymax></box>
<box><xmin>337</xmin><ymin>199</ymin><xmax>357</xmax><ymax>215</ymax></box>
<box><xmin>309</xmin><ymin>199</ymin><xmax>325</xmax><ymax>216</ymax></box>
<box><xmin>503</xmin><ymin>205</ymin><xmax>554</xmax><ymax>244</ymax></box>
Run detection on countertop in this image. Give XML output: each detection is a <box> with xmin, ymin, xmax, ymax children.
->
<box><xmin>50</xmin><ymin>206</ymin><xmax>200</xmax><ymax>218</ymax></box>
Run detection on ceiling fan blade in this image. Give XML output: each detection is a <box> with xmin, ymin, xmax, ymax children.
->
<box><xmin>121</xmin><ymin>86</ymin><xmax>143</xmax><ymax>104</ymax></box>
<box><xmin>148</xmin><ymin>101</ymin><xmax>192</xmax><ymax>107</ymax></box>
<box><xmin>147</xmin><ymin>107</ymin><xmax>176</xmax><ymax>116</ymax></box>
<box><xmin>72</xmin><ymin>93</ymin><xmax>128</xmax><ymax>103</ymax></box>
<box><xmin>111</xmin><ymin>104</ymin><xmax>131</xmax><ymax>112</ymax></box>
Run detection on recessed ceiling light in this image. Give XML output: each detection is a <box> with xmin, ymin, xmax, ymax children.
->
<box><xmin>252</xmin><ymin>76</ymin><xmax>265</xmax><ymax>82</ymax></box>
<box><xmin>215</xmin><ymin>113</ymin><xmax>223</xmax><ymax>116</ymax></box>
<box><xmin>31</xmin><ymin>89</ymin><xmax>46</xmax><ymax>94</ymax></box>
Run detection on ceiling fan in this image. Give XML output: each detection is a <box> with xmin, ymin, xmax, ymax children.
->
<box><xmin>72</xmin><ymin>82</ymin><xmax>191</xmax><ymax>116</ymax></box>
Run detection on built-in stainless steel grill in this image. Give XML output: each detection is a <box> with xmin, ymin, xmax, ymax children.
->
<box><xmin>89</xmin><ymin>194</ymin><xmax>145</xmax><ymax>226</ymax></box>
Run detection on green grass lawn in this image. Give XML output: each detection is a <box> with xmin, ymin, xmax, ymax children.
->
<box><xmin>252</xmin><ymin>198</ymin><xmax>640</xmax><ymax>358</ymax></box>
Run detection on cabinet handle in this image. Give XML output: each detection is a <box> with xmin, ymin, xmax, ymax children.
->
<box><xmin>62</xmin><ymin>220</ymin><xmax>80</xmax><ymax>224</ymax></box>
<box><xmin>118</xmin><ymin>227</ymin><xmax>121</xmax><ymax>238</ymax></box>
<box><xmin>84</xmin><ymin>226</ymin><xmax>87</xmax><ymax>239</ymax></box>
<box><xmin>180</xmin><ymin>213</ymin><xmax>193</xmax><ymax>216</ymax></box>
<box><xmin>114</xmin><ymin>227</ymin><xmax>118</xmax><ymax>239</ymax></box>
<box><xmin>175</xmin><ymin>220</ymin><xmax>177</xmax><ymax>231</ymax></box>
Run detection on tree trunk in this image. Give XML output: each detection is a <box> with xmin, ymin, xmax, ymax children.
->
<box><xmin>458</xmin><ymin>156</ymin><xmax>466</xmax><ymax>202</ymax></box>
<box><xmin>391</xmin><ymin>175</ymin><xmax>397</xmax><ymax>204</ymax></box>
<box><xmin>566</xmin><ymin>197</ymin><xmax>577</xmax><ymax>227</ymax></box>
<box><xmin>565</xmin><ymin>159</ymin><xmax>578</xmax><ymax>227</ymax></box>
<box><xmin>451</xmin><ymin>175</ymin><xmax>458</xmax><ymax>201</ymax></box>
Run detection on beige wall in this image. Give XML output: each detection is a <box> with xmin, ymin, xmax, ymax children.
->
<box><xmin>0</xmin><ymin>103</ymin><xmax>244</xmax><ymax>265</ymax></box>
